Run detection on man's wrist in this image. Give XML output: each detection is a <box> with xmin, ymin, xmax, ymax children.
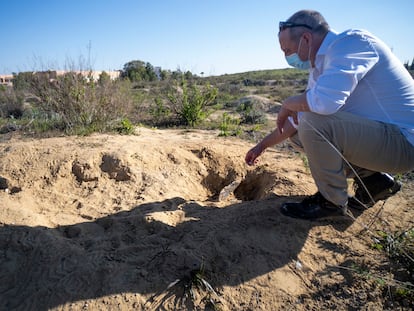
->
<box><xmin>257</xmin><ymin>141</ymin><xmax>266</xmax><ymax>152</ymax></box>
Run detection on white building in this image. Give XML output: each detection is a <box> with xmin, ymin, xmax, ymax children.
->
<box><xmin>0</xmin><ymin>74</ymin><xmax>13</xmax><ymax>86</ymax></box>
<box><xmin>0</xmin><ymin>70</ymin><xmax>121</xmax><ymax>87</ymax></box>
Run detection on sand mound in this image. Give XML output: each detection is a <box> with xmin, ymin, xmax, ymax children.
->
<box><xmin>1</xmin><ymin>128</ymin><xmax>413</xmax><ymax>310</ymax></box>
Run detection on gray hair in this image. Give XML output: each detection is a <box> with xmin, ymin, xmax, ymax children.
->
<box><xmin>287</xmin><ymin>10</ymin><xmax>329</xmax><ymax>39</ymax></box>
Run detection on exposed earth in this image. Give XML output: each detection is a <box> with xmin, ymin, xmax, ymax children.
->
<box><xmin>0</xmin><ymin>128</ymin><xmax>413</xmax><ymax>310</ymax></box>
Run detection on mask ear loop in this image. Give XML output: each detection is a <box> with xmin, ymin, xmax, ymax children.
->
<box><xmin>307</xmin><ymin>39</ymin><xmax>312</xmax><ymax>65</ymax></box>
<box><xmin>297</xmin><ymin>37</ymin><xmax>303</xmax><ymax>59</ymax></box>
<box><xmin>303</xmin><ymin>34</ymin><xmax>313</xmax><ymax>67</ymax></box>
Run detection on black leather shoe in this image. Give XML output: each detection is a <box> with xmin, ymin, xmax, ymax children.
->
<box><xmin>349</xmin><ymin>172</ymin><xmax>401</xmax><ymax>209</ymax></box>
<box><xmin>281</xmin><ymin>192</ymin><xmax>346</xmax><ymax>219</ymax></box>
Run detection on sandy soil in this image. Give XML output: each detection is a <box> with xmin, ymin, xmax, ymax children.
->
<box><xmin>0</xmin><ymin>128</ymin><xmax>413</xmax><ymax>310</ymax></box>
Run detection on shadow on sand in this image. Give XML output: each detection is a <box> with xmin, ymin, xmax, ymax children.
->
<box><xmin>0</xmin><ymin>195</ymin><xmax>358</xmax><ymax>310</ymax></box>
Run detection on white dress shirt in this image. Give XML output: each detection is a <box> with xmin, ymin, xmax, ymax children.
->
<box><xmin>305</xmin><ymin>29</ymin><xmax>414</xmax><ymax>146</ymax></box>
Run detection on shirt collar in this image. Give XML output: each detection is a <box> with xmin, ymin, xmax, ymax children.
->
<box><xmin>317</xmin><ymin>29</ymin><xmax>338</xmax><ymax>56</ymax></box>
<box><xmin>314</xmin><ymin>30</ymin><xmax>338</xmax><ymax>69</ymax></box>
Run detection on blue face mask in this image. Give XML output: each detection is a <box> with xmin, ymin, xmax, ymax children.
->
<box><xmin>285</xmin><ymin>37</ymin><xmax>311</xmax><ymax>70</ymax></box>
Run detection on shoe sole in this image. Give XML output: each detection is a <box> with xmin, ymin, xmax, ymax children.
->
<box><xmin>280</xmin><ymin>204</ymin><xmax>346</xmax><ymax>220</ymax></box>
<box><xmin>349</xmin><ymin>181</ymin><xmax>402</xmax><ymax>210</ymax></box>
<box><xmin>373</xmin><ymin>180</ymin><xmax>402</xmax><ymax>201</ymax></box>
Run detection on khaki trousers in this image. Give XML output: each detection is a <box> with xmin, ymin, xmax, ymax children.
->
<box><xmin>289</xmin><ymin>111</ymin><xmax>414</xmax><ymax>206</ymax></box>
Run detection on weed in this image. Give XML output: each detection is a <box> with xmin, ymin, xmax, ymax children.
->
<box><xmin>146</xmin><ymin>262</ymin><xmax>222</xmax><ymax>310</ymax></box>
<box><xmin>369</xmin><ymin>229</ymin><xmax>414</xmax><ymax>303</ymax></box>
<box><xmin>116</xmin><ymin>118</ymin><xmax>134</xmax><ymax>135</ymax></box>
<box><xmin>337</xmin><ymin>262</ymin><xmax>414</xmax><ymax>306</ymax></box>
<box><xmin>219</xmin><ymin>112</ymin><xmax>241</xmax><ymax>137</ymax></box>
<box><xmin>299</xmin><ymin>154</ymin><xmax>309</xmax><ymax>172</ymax></box>
<box><xmin>372</xmin><ymin>229</ymin><xmax>414</xmax><ymax>276</ymax></box>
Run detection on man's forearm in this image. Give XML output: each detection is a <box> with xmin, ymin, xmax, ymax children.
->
<box><xmin>283</xmin><ymin>92</ymin><xmax>311</xmax><ymax>112</ymax></box>
<box><xmin>259</xmin><ymin>121</ymin><xmax>297</xmax><ymax>149</ymax></box>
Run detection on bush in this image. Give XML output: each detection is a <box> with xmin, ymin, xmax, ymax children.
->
<box><xmin>149</xmin><ymin>97</ymin><xmax>171</xmax><ymax>125</ymax></box>
<box><xmin>166</xmin><ymin>79</ymin><xmax>218</xmax><ymax>127</ymax></box>
<box><xmin>116</xmin><ymin>118</ymin><xmax>134</xmax><ymax>135</ymax></box>
<box><xmin>23</xmin><ymin>71</ymin><xmax>134</xmax><ymax>134</ymax></box>
<box><xmin>0</xmin><ymin>86</ymin><xmax>25</xmax><ymax>118</ymax></box>
<box><xmin>237</xmin><ymin>98</ymin><xmax>267</xmax><ymax>124</ymax></box>
<box><xmin>219</xmin><ymin>112</ymin><xmax>241</xmax><ymax>137</ymax></box>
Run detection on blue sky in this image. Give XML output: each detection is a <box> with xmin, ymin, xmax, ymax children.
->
<box><xmin>1</xmin><ymin>0</ymin><xmax>413</xmax><ymax>76</ymax></box>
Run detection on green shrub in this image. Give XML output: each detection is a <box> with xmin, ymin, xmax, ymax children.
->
<box><xmin>237</xmin><ymin>98</ymin><xmax>267</xmax><ymax>124</ymax></box>
<box><xmin>24</xmin><ymin>72</ymin><xmax>134</xmax><ymax>134</ymax></box>
<box><xmin>166</xmin><ymin>79</ymin><xmax>218</xmax><ymax>127</ymax></box>
<box><xmin>116</xmin><ymin>118</ymin><xmax>134</xmax><ymax>134</ymax></box>
<box><xmin>149</xmin><ymin>97</ymin><xmax>171</xmax><ymax>124</ymax></box>
<box><xmin>0</xmin><ymin>86</ymin><xmax>25</xmax><ymax>118</ymax></box>
<box><xmin>219</xmin><ymin>112</ymin><xmax>241</xmax><ymax>137</ymax></box>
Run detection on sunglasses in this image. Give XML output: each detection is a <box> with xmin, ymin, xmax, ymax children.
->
<box><xmin>279</xmin><ymin>21</ymin><xmax>312</xmax><ymax>32</ymax></box>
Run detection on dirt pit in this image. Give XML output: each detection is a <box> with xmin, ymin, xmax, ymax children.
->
<box><xmin>1</xmin><ymin>128</ymin><xmax>413</xmax><ymax>310</ymax></box>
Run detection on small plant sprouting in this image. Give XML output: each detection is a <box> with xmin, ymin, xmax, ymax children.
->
<box><xmin>117</xmin><ymin>118</ymin><xmax>134</xmax><ymax>134</ymax></box>
<box><xmin>146</xmin><ymin>261</ymin><xmax>222</xmax><ymax>310</ymax></box>
<box><xmin>370</xmin><ymin>229</ymin><xmax>414</xmax><ymax>302</ymax></box>
<box><xmin>219</xmin><ymin>112</ymin><xmax>240</xmax><ymax>137</ymax></box>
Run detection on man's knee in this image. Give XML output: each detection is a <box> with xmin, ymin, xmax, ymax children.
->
<box><xmin>289</xmin><ymin>133</ymin><xmax>304</xmax><ymax>151</ymax></box>
<box><xmin>298</xmin><ymin>112</ymin><xmax>328</xmax><ymax>131</ymax></box>
<box><xmin>297</xmin><ymin>112</ymin><xmax>329</xmax><ymax>142</ymax></box>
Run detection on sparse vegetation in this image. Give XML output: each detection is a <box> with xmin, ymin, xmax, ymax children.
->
<box><xmin>4</xmin><ymin>70</ymin><xmax>135</xmax><ymax>135</ymax></box>
<box><xmin>219</xmin><ymin>112</ymin><xmax>241</xmax><ymax>137</ymax></box>
<box><xmin>0</xmin><ymin>66</ymin><xmax>308</xmax><ymax>138</ymax></box>
<box><xmin>372</xmin><ymin>229</ymin><xmax>414</xmax><ymax>299</ymax></box>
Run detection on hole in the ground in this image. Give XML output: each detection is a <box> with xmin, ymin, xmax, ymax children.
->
<box><xmin>234</xmin><ymin>169</ymin><xmax>281</xmax><ymax>201</ymax></box>
<box><xmin>203</xmin><ymin>170</ymin><xmax>239</xmax><ymax>198</ymax></box>
<box><xmin>192</xmin><ymin>147</ymin><xmax>294</xmax><ymax>202</ymax></box>
<box><xmin>234</xmin><ymin>168</ymin><xmax>295</xmax><ymax>201</ymax></box>
<box><xmin>193</xmin><ymin>147</ymin><xmax>241</xmax><ymax>199</ymax></box>
<box><xmin>0</xmin><ymin>176</ymin><xmax>9</xmax><ymax>189</ymax></box>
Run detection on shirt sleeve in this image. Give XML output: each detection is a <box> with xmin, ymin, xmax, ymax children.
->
<box><xmin>288</xmin><ymin>116</ymin><xmax>298</xmax><ymax>129</ymax></box>
<box><xmin>307</xmin><ymin>31</ymin><xmax>380</xmax><ymax>115</ymax></box>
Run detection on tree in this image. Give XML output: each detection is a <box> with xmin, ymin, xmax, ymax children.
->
<box><xmin>184</xmin><ymin>70</ymin><xmax>193</xmax><ymax>80</ymax></box>
<box><xmin>98</xmin><ymin>71</ymin><xmax>111</xmax><ymax>85</ymax></box>
<box><xmin>160</xmin><ymin>70</ymin><xmax>169</xmax><ymax>80</ymax></box>
<box><xmin>121</xmin><ymin>60</ymin><xmax>158</xmax><ymax>82</ymax></box>
<box><xmin>121</xmin><ymin>60</ymin><xmax>145</xmax><ymax>81</ymax></box>
<box><xmin>145</xmin><ymin>62</ymin><xmax>157</xmax><ymax>81</ymax></box>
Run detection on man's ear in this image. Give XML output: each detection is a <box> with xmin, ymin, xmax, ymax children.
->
<box><xmin>302</xmin><ymin>32</ymin><xmax>312</xmax><ymax>45</ymax></box>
